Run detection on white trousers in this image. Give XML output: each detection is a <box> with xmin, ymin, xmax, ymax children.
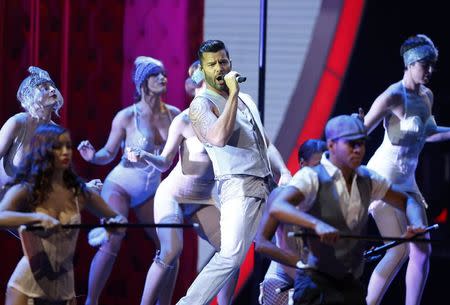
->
<box><xmin>176</xmin><ymin>190</ymin><xmax>266</xmax><ymax>305</ymax></box>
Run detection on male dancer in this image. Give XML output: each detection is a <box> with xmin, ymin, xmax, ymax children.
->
<box><xmin>260</xmin><ymin>115</ymin><xmax>426</xmax><ymax>305</ymax></box>
<box><xmin>176</xmin><ymin>40</ymin><xmax>291</xmax><ymax>304</ymax></box>
<box><xmin>255</xmin><ymin>139</ymin><xmax>327</xmax><ymax>305</ymax></box>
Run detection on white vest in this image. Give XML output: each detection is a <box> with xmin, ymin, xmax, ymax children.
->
<box><xmin>195</xmin><ymin>89</ymin><xmax>271</xmax><ymax>179</ymax></box>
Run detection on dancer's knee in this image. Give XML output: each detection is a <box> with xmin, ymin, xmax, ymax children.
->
<box><xmin>158</xmin><ymin>241</ymin><xmax>183</xmax><ymax>265</ymax></box>
<box><xmin>99</xmin><ymin>233</ymin><xmax>124</xmax><ymax>256</ymax></box>
<box><xmin>385</xmin><ymin>242</ymin><xmax>410</xmax><ymax>263</ymax></box>
<box><xmin>410</xmin><ymin>243</ymin><xmax>431</xmax><ymax>265</ymax></box>
<box><xmin>157</xmin><ymin>215</ymin><xmax>183</xmax><ymax>265</ymax></box>
<box><xmin>154</xmin><ymin>250</ymin><xmax>178</xmax><ymax>270</ymax></box>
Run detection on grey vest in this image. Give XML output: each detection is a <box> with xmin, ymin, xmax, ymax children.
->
<box><xmin>306</xmin><ymin>164</ymin><xmax>372</xmax><ymax>279</ymax></box>
<box><xmin>195</xmin><ymin>89</ymin><xmax>271</xmax><ymax>179</ymax></box>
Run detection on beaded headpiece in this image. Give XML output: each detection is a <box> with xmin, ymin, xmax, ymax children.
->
<box><xmin>16</xmin><ymin>66</ymin><xmax>63</xmax><ymax>118</ymax></box>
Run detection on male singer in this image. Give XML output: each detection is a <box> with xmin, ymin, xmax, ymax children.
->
<box><xmin>176</xmin><ymin>40</ymin><xmax>291</xmax><ymax>304</ymax></box>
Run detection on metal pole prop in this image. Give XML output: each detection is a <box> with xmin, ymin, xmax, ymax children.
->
<box><xmin>258</xmin><ymin>0</ymin><xmax>267</xmax><ymax>123</ymax></box>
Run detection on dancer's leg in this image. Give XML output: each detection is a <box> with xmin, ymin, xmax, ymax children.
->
<box><xmin>405</xmin><ymin>197</ymin><xmax>430</xmax><ymax>305</ymax></box>
<box><xmin>140</xmin><ymin>187</ymin><xmax>183</xmax><ymax>305</ymax></box>
<box><xmin>158</xmin><ymin>259</ymin><xmax>180</xmax><ymax>305</ymax></box>
<box><xmin>366</xmin><ymin>201</ymin><xmax>409</xmax><ymax>305</ymax></box>
<box><xmin>85</xmin><ymin>182</ymin><xmax>130</xmax><ymax>305</ymax></box>
<box><xmin>134</xmin><ymin>197</ymin><xmax>160</xmax><ymax>248</ymax></box>
<box><xmin>261</xmin><ymin>278</ymin><xmax>292</xmax><ymax>305</ymax></box>
<box><xmin>139</xmin><ymin>216</ymin><xmax>183</xmax><ymax>305</ymax></box>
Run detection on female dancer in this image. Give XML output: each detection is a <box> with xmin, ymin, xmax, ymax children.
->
<box><xmin>0</xmin><ymin>66</ymin><xmax>102</xmax><ymax>196</ymax></box>
<box><xmin>77</xmin><ymin>56</ymin><xmax>180</xmax><ymax>305</ymax></box>
<box><xmin>364</xmin><ymin>34</ymin><xmax>450</xmax><ymax>305</ymax></box>
<box><xmin>0</xmin><ymin>124</ymin><xmax>125</xmax><ymax>305</ymax></box>
<box><xmin>184</xmin><ymin>60</ymin><xmax>203</xmax><ymax>97</ymax></box>
<box><xmin>0</xmin><ymin>67</ymin><xmax>63</xmax><ymax>187</ymax></box>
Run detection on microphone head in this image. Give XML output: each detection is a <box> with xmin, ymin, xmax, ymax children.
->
<box><xmin>236</xmin><ymin>76</ymin><xmax>247</xmax><ymax>83</ymax></box>
<box><xmin>217</xmin><ymin>75</ymin><xmax>246</xmax><ymax>83</ymax></box>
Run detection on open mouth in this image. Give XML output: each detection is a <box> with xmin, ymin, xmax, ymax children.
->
<box><xmin>216</xmin><ymin>75</ymin><xmax>225</xmax><ymax>84</ymax></box>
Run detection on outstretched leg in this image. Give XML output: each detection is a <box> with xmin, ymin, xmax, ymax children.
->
<box><xmin>140</xmin><ymin>186</ymin><xmax>183</xmax><ymax>305</ymax></box>
<box><xmin>139</xmin><ymin>217</ymin><xmax>183</xmax><ymax>305</ymax></box>
<box><xmin>85</xmin><ymin>181</ymin><xmax>130</xmax><ymax>305</ymax></box>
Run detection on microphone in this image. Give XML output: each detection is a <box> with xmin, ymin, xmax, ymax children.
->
<box><xmin>275</xmin><ymin>285</ymin><xmax>293</xmax><ymax>294</ymax></box>
<box><xmin>236</xmin><ymin>76</ymin><xmax>247</xmax><ymax>83</ymax></box>
<box><xmin>218</xmin><ymin>75</ymin><xmax>247</xmax><ymax>83</ymax></box>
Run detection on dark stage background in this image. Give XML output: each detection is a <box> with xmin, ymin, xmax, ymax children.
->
<box><xmin>1</xmin><ymin>0</ymin><xmax>450</xmax><ymax>305</ymax></box>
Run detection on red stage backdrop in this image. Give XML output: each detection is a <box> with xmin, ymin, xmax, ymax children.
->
<box><xmin>0</xmin><ymin>0</ymin><xmax>203</xmax><ymax>304</ymax></box>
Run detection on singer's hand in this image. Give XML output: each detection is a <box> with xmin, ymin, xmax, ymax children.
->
<box><xmin>224</xmin><ymin>71</ymin><xmax>240</xmax><ymax>94</ymax></box>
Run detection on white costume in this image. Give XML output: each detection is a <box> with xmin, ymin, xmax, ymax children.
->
<box><xmin>366</xmin><ymin>80</ymin><xmax>436</xmax><ymax>305</ymax></box>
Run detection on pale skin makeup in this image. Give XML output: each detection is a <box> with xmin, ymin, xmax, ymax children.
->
<box><xmin>0</xmin><ymin>81</ymin><xmax>60</xmax><ymax>182</ymax></box>
<box><xmin>361</xmin><ymin>46</ymin><xmax>448</xmax><ymax>305</ymax></box>
<box><xmin>363</xmin><ymin>59</ymin><xmax>450</xmax><ymax>139</ymax></box>
<box><xmin>0</xmin><ymin>81</ymin><xmax>102</xmax><ymax>192</ymax></box>
<box><xmin>77</xmin><ymin>71</ymin><xmax>178</xmax><ymax>165</ymax></box>
<box><xmin>77</xmin><ymin>66</ymin><xmax>180</xmax><ymax>305</ymax></box>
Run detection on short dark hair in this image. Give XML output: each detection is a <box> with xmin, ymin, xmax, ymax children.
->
<box><xmin>198</xmin><ymin>40</ymin><xmax>229</xmax><ymax>63</ymax></box>
<box><xmin>298</xmin><ymin>139</ymin><xmax>327</xmax><ymax>164</ymax></box>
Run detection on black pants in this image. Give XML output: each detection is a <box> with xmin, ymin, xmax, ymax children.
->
<box><xmin>33</xmin><ymin>298</ymin><xmax>73</xmax><ymax>305</ymax></box>
<box><xmin>293</xmin><ymin>269</ymin><xmax>366</xmax><ymax>305</ymax></box>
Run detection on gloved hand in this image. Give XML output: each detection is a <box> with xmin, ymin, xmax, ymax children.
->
<box><xmin>103</xmin><ymin>214</ymin><xmax>128</xmax><ymax>235</ymax></box>
<box><xmin>88</xmin><ymin>227</ymin><xmax>109</xmax><ymax>247</ymax></box>
<box><xmin>87</xmin><ymin>215</ymin><xmax>127</xmax><ymax>247</ymax></box>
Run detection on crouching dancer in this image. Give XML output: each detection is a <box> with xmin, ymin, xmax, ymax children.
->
<box><xmin>256</xmin><ymin>115</ymin><xmax>426</xmax><ymax>305</ymax></box>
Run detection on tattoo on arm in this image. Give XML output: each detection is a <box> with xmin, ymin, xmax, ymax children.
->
<box><xmin>189</xmin><ymin>99</ymin><xmax>215</xmax><ymax>143</ymax></box>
